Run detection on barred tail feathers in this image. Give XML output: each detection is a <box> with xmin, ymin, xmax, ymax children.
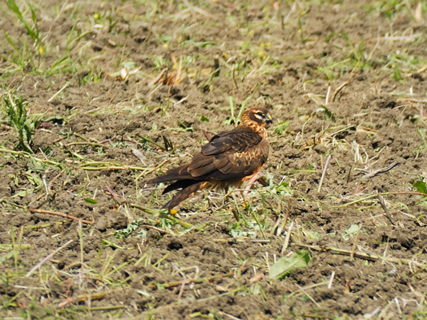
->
<box><xmin>147</xmin><ymin>164</ymin><xmax>191</xmax><ymax>185</ymax></box>
<box><xmin>164</xmin><ymin>181</ymin><xmax>209</xmax><ymax>211</ymax></box>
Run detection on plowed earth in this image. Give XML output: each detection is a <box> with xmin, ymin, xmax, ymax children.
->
<box><xmin>1</xmin><ymin>1</ymin><xmax>427</xmax><ymax>319</ymax></box>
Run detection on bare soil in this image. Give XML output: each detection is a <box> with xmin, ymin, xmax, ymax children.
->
<box><xmin>1</xmin><ymin>0</ymin><xmax>427</xmax><ymax>319</ymax></box>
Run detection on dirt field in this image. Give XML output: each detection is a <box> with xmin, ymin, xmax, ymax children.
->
<box><xmin>1</xmin><ymin>0</ymin><xmax>427</xmax><ymax>319</ymax></box>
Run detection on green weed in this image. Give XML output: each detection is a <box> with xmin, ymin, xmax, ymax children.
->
<box><xmin>4</xmin><ymin>0</ymin><xmax>43</xmax><ymax>71</ymax></box>
<box><xmin>224</xmin><ymin>95</ymin><xmax>252</xmax><ymax>125</ymax></box>
<box><xmin>3</xmin><ymin>94</ymin><xmax>35</xmax><ymax>153</ymax></box>
<box><xmin>2</xmin><ymin>0</ymin><xmax>89</xmax><ymax>75</ymax></box>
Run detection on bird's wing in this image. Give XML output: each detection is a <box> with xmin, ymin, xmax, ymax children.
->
<box><xmin>201</xmin><ymin>130</ymin><xmax>262</xmax><ymax>155</ymax></box>
<box><xmin>187</xmin><ymin>131</ymin><xmax>269</xmax><ymax>181</ymax></box>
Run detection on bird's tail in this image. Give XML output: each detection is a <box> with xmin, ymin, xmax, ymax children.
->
<box><xmin>163</xmin><ymin>181</ymin><xmax>208</xmax><ymax>211</ymax></box>
<box><xmin>147</xmin><ymin>164</ymin><xmax>191</xmax><ymax>184</ymax></box>
<box><xmin>162</xmin><ymin>179</ymin><xmax>197</xmax><ymax>194</ymax></box>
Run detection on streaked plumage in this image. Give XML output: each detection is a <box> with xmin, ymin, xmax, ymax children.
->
<box><xmin>148</xmin><ymin>108</ymin><xmax>273</xmax><ymax>211</ymax></box>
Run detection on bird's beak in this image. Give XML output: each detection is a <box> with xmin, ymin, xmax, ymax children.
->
<box><xmin>266</xmin><ymin>114</ymin><xmax>273</xmax><ymax>124</ymax></box>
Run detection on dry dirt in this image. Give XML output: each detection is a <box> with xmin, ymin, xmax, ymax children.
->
<box><xmin>1</xmin><ymin>0</ymin><xmax>427</xmax><ymax>319</ymax></box>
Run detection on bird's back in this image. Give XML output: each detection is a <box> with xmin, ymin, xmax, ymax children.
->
<box><xmin>149</xmin><ymin>127</ymin><xmax>269</xmax><ymax>185</ymax></box>
<box><xmin>147</xmin><ymin>107</ymin><xmax>272</xmax><ymax>211</ymax></box>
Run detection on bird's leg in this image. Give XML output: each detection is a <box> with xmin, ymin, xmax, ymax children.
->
<box><xmin>239</xmin><ymin>190</ymin><xmax>248</xmax><ymax>208</ymax></box>
<box><xmin>230</xmin><ymin>192</ymin><xmax>241</xmax><ymax>221</ymax></box>
<box><xmin>224</xmin><ymin>187</ymin><xmax>239</xmax><ymax>212</ymax></box>
<box><xmin>231</xmin><ymin>187</ymin><xmax>248</xmax><ymax>207</ymax></box>
<box><xmin>242</xmin><ymin>171</ymin><xmax>260</xmax><ymax>196</ymax></box>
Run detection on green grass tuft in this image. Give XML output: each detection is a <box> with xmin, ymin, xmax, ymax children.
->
<box><xmin>3</xmin><ymin>94</ymin><xmax>35</xmax><ymax>153</ymax></box>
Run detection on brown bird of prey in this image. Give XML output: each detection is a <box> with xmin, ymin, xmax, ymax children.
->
<box><xmin>148</xmin><ymin>107</ymin><xmax>273</xmax><ymax>211</ymax></box>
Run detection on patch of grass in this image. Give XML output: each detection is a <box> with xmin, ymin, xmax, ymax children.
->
<box><xmin>414</xmin><ymin>128</ymin><xmax>427</xmax><ymax>158</ymax></box>
<box><xmin>1</xmin><ymin>1</ymin><xmax>427</xmax><ymax>319</ymax></box>
<box><xmin>223</xmin><ymin>95</ymin><xmax>252</xmax><ymax>125</ymax></box>
<box><xmin>273</xmin><ymin>121</ymin><xmax>289</xmax><ymax>136</ymax></box>
<box><xmin>3</xmin><ymin>94</ymin><xmax>35</xmax><ymax>153</ymax></box>
<box><xmin>3</xmin><ymin>0</ymin><xmax>43</xmax><ymax>72</ymax></box>
<box><xmin>2</xmin><ymin>1</ymin><xmax>91</xmax><ymax>76</ymax></box>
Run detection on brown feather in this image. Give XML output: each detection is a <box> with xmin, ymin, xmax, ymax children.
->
<box><xmin>163</xmin><ymin>179</ymin><xmax>197</xmax><ymax>194</ymax></box>
<box><xmin>148</xmin><ymin>107</ymin><xmax>272</xmax><ymax>212</ymax></box>
<box><xmin>164</xmin><ymin>181</ymin><xmax>209</xmax><ymax>210</ymax></box>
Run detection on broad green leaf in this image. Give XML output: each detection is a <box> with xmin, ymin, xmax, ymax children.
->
<box><xmin>84</xmin><ymin>198</ymin><xmax>97</xmax><ymax>204</ymax></box>
<box><xmin>414</xmin><ymin>181</ymin><xmax>427</xmax><ymax>195</ymax></box>
<box><xmin>12</xmin><ymin>189</ymin><xmax>32</xmax><ymax>198</ymax></box>
<box><xmin>269</xmin><ymin>250</ymin><xmax>311</xmax><ymax>280</ymax></box>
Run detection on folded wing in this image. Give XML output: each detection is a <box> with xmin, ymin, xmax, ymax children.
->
<box><xmin>148</xmin><ymin>129</ymin><xmax>268</xmax><ymax>187</ymax></box>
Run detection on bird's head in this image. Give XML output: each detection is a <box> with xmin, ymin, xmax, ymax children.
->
<box><xmin>241</xmin><ymin>108</ymin><xmax>273</xmax><ymax>129</ymax></box>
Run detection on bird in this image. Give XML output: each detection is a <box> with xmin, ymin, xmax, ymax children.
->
<box><xmin>147</xmin><ymin>107</ymin><xmax>273</xmax><ymax>212</ymax></box>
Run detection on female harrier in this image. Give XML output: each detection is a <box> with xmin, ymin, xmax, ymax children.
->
<box><xmin>148</xmin><ymin>108</ymin><xmax>273</xmax><ymax>211</ymax></box>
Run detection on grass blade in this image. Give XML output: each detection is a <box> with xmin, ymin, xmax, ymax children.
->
<box><xmin>6</xmin><ymin>0</ymin><xmax>41</xmax><ymax>46</ymax></box>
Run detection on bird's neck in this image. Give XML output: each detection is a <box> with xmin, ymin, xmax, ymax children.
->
<box><xmin>239</xmin><ymin>123</ymin><xmax>267</xmax><ymax>139</ymax></box>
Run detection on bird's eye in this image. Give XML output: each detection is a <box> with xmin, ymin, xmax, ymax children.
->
<box><xmin>254</xmin><ymin>112</ymin><xmax>264</xmax><ymax>120</ymax></box>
